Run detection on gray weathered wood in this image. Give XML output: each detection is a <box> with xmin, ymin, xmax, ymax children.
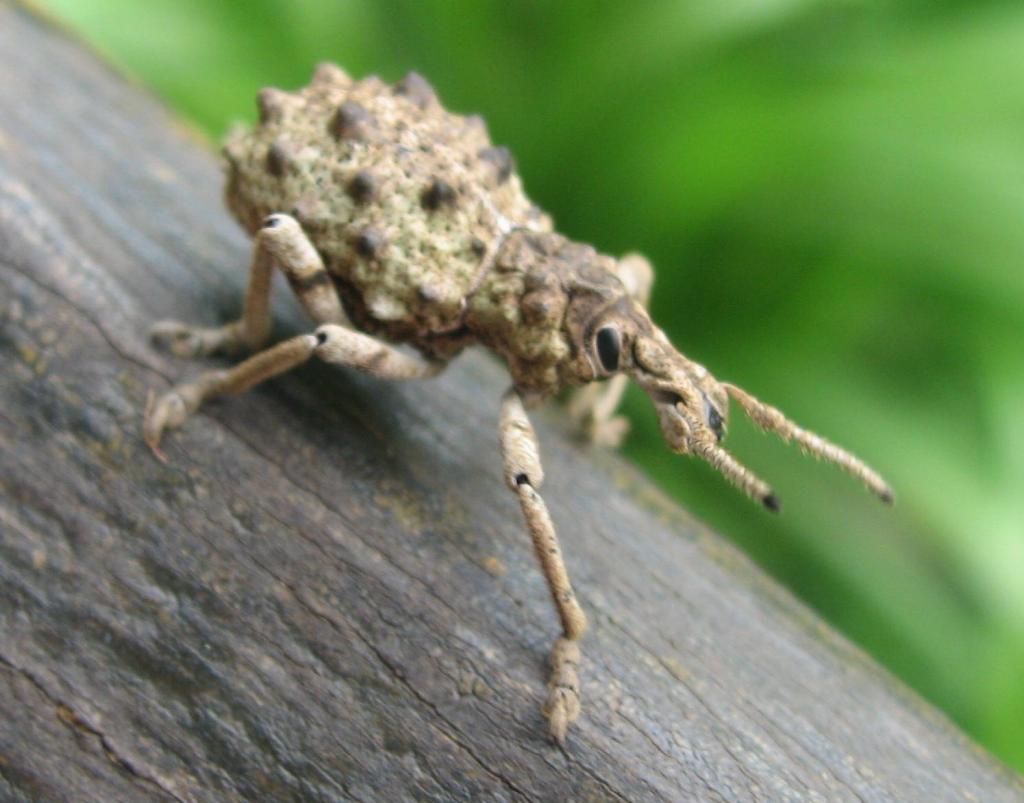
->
<box><xmin>1</xmin><ymin>3</ymin><xmax>1021</xmax><ymax>801</ymax></box>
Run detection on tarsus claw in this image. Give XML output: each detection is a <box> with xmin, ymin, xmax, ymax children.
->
<box><xmin>143</xmin><ymin>388</ymin><xmax>189</xmax><ymax>461</ymax></box>
<box><xmin>543</xmin><ymin>637</ymin><xmax>581</xmax><ymax>745</ymax></box>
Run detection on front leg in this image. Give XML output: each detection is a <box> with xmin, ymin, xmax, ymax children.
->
<box><xmin>567</xmin><ymin>379</ymin><xmax>631</xmax><ymax>447</ymax></box>
<box><xmin>499</xmin><ymin>389</ymin><xmax>587</xmax><ymax>744</ymax></box>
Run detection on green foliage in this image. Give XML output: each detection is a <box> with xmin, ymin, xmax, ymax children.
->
<box><xmin>43</xmin><ymin>0</ymin><xmax>1024</xmax><ymax>769</ymax></box>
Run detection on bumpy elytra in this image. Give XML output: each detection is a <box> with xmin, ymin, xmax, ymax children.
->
<box><xmin>147</xmin><ymin>62</ymin><xmax>892</xmax><ymax>746</ymax></box>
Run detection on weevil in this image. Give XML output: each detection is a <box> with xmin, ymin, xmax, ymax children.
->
<box><xmin>144</xmin><ymin>63</ymin><xmax>892</xmax><ymax>745</ymax></box>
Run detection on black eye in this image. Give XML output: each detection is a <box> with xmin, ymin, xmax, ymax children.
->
<box><xmin>595</xmin><ymin>326</ymin><xmax>620</xmax><ymax>372</ymax></box>
<box><xmin>702</xmin><ymin>394</ymin><xmax>725</xmax><ymax>442</ymax></box>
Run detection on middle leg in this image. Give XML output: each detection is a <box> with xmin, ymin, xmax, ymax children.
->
<box><xmin>145</xmin><ymin>324</ymin><xmax>444</xmax><ymax>458</ymax></box>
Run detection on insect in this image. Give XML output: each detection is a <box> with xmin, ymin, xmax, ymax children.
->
<box><xmin>144</xmin><ymin>63</ymin><xmax>892</xmax><ymax>745</ymax></box>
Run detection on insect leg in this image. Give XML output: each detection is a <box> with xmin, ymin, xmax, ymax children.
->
<box><xmin>144</xmin><ymin>325</ymin><xmax>445</xmax><ymax>458</ymax></box>
<box><xmin>151</xmin><ymin>213</ymin><xmax>347</xmax><ymax>359</ymax></box>
<box><xmin>144</xmin><ymin>334</ymin><xmax>317</xmax><ymax>459</ymax></box>
<box><xmin>499</xmin><ymin>388</ymin><xmax>587</xmax><ymax>744</ymax></box>
<box><xmin>568</xmin><ymin>253</ymin><xmax>653</xmax><ymax>446</ymax></box>
<box><xmin>567</xmin><ymin>379</ymin><xmax>630</xmax><ymax>447</ymax></box>
<box><xmin>613</xmin><ymin>253</ymin><xmax>655</xmax><ymax>308</ymax></box>
<box><xmin>312</xmin><ymin>325</ymin><xmax>444</xmax><ymax>380</ymax></box>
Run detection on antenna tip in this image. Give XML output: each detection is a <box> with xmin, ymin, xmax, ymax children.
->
<box><xmin>762</xmin><ymin>493</ymin><xmax>782</xmax><ymax>513</ymax></box>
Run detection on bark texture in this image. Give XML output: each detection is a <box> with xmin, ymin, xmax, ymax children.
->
<box><xmin>1</xmin><ymin>3</ymin><xmax>1022</xmax><ymax>801</ymax></box>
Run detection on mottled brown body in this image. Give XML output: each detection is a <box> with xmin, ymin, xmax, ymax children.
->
<box><xmin>225</xmin><ymin>66</ymin><xmax>550</xmax><ymax>369</ymax></box>
<box><xmin>221</xmin><ymin>65</ymin><xmax>642</xmax><ymax>396</ymax></box>
<box><xmin>146</xmin><ymin>63</ymin><xmax>892</xmax><ymax>745</ymax></box>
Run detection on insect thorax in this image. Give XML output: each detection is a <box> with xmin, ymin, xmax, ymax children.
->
<box><xmin>467</xmin><ymin>230</ymin><xmax>628</xmax><ymax>396</ymax></box>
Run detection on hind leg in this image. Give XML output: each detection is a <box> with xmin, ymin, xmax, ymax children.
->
<box><xmin>151</xmin><ymin>213</ymin><xmax>348</xmax><ymax>358</ymax></box>
<box><xmin>568</xmin><ymin>253</ymin><xmax>653</xmax><ymax>446</ymax></box>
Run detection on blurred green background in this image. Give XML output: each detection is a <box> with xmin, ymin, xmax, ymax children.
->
<box><xmin>40</xmin><ymin>0</ymin><xmax>1024</xmax><ymax>771</ymax></box>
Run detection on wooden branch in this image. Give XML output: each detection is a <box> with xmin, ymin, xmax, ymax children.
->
<box><xmin>0</xmin><ymin>3</ymin><xmax>1020</xmax><ymax>800</ymax></box>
